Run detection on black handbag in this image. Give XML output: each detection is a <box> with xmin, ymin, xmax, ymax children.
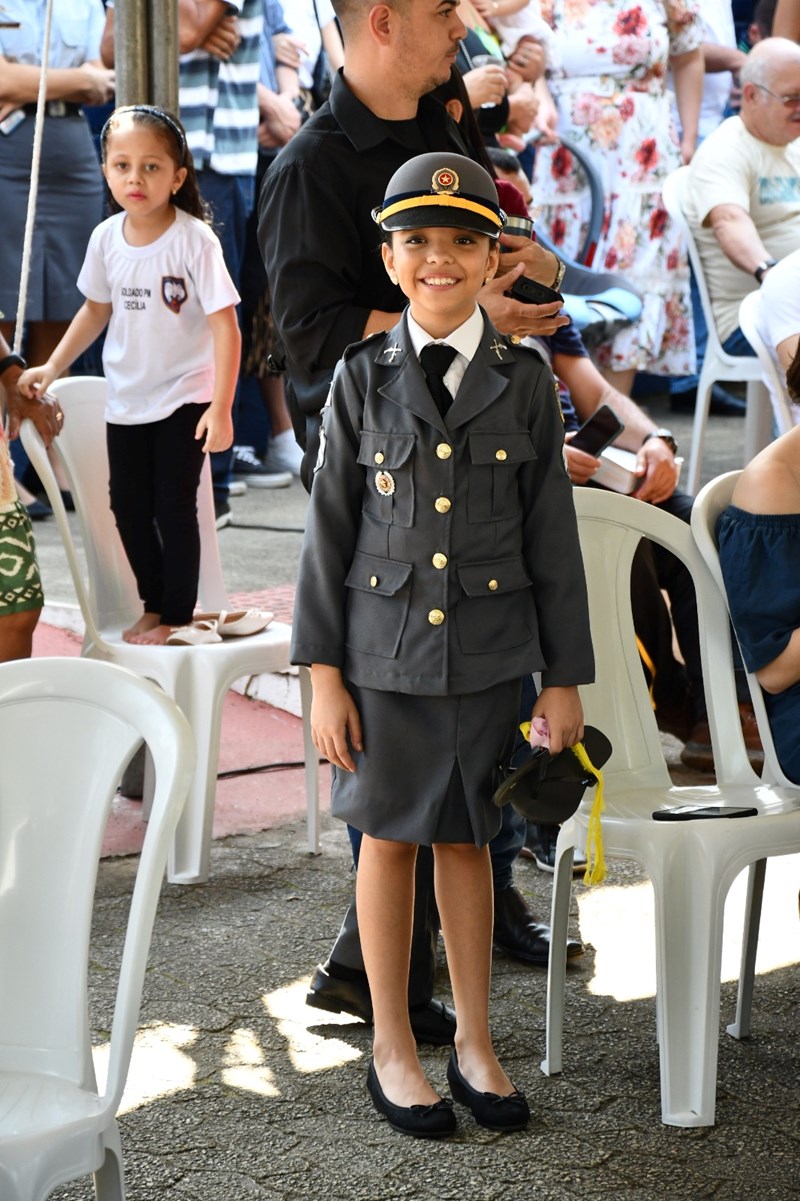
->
<box><xmin>492</xmin><ymin>725</ymin><xmax>612</xmax><ymax>824</ymax></box>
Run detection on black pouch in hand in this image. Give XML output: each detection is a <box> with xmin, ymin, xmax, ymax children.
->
<box><xmin>492</xmin><ymin>725</ymin><xmax>612</xmax><ymax>824</ymax></box>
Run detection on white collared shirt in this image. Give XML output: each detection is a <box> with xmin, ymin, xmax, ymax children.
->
<box><xmin>407</xmin><ymin>305</ymin><xmax>485</xmax><ymax>402</ymax></box>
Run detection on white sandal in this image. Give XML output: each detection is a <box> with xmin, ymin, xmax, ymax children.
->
<box><xmin>193</xmin><ymin>609</ymin><xmax>274</xmax><ymax>638</ymax></box>
<box><xmin>166</xmin><ymin>619</ymin><xmax>222</xmax><ymax>646</ymax></box>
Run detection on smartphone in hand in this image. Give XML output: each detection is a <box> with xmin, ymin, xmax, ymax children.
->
<box><xmin>507</xmin><ymin>275</ymin><xmax>563</xmax><ymax>306</ymax></box>
<box><xmin>568</xmin><ymin>403</ymin><xmax>625</xmax><ymax>456</ymax></box>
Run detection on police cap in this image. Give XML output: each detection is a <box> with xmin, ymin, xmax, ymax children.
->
<box><xmin>372</xmin><ymin>152</ymin><xmax>506</xmax><ymax>239</ymax></box>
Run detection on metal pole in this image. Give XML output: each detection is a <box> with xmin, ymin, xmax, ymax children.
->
<box><xmin>114</xmin><ymin>0</ymin><xmax>149</xmax><ymax>105</ymax></box>
<box><xmin>149</xmin><ymin>0</ymin><xmax>179</xmax><ymax>114</ymax></box>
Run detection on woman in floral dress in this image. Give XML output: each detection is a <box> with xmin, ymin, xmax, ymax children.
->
<box><xmin>532</xmin><ymin>0</ymin><xmax>704</xmax><ymax>395</ymax></box>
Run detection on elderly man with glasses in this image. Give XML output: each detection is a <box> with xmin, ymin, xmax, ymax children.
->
<box><xmin>683</xmin><ymin>36</ymin><xmax>800</xmax><ymax>367</ymax></box>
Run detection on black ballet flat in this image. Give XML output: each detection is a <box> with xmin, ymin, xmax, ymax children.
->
<box><xmin>446</xmin><ymin>1050</ymin><xmax>530</xmax><ymax>1131</ymax></box>
<box><xmin>366</xmin><ymin>1059</ymin><xmax>457</xmax><ymax>1138</ymax></box>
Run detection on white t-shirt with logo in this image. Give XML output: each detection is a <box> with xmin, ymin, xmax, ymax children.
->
<box><xmin>78</xmin><ymin>207</ymin><xmax>241</xmax><ymax>424</ymax></box>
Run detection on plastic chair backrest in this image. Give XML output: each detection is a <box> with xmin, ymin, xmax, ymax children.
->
<box><xmin>573</xmin><ymin>488</ymin><xmax>756</xmax><ymax>790</ymax></box>
<box><xmin>22</xmin><ymin>377</ymin><xmax>228</xmax><ymax>637</ymax></box>
<box><xmin>691</xmin><ymin>472</ymin><xmax>791</xmax><ymax>787</ymax></box>
<box><xmin>0</xmin><ymin>657</ymin><xmax>193</xmax><ymax>1097</ymax></box>
<box><xmin>737</xmin><ymin>289</ymin><xmax>797</xmax><ymax>435</ymax></box>
<box><xmin>661</xmin><ymin>167</ymin><xmax>728</xmax><ymax>360</ymax></box>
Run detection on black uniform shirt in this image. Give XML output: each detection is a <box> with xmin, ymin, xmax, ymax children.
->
<box><xmin>258</xmin><ymin>71</ymin><xmax>469</xmax><ymax>428</ymax></box>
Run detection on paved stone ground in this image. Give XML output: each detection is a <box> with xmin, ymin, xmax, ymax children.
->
<box><xmin>48</xmin><ymin>810</ymin><xmax>799</xmax><ymax>1201</ymax></box>
<box><xmin>27</xmin><ymin>384</ymin><xmax>800</xmax><ymax>1199</ymax></box>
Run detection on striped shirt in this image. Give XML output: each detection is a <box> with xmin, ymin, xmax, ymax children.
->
<box><xmin>179</xmin><ymin>0</ymin><xmax>262</xmax><ymax>177</ymax></box>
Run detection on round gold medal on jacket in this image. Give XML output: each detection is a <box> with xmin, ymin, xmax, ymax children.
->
<box><xmin>374</xmin><ymin>469</ymin><xmax>395</xmax><ymax>496</ymax></box>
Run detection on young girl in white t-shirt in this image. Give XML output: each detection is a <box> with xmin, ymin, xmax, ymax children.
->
<box><xmin>19</xmin><ymin>105</ymin><xmax>241</xmax><ymax>645</ymax></box>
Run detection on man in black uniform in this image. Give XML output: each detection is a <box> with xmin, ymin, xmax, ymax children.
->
<box><xmin>259</xmin><ymin>0</ymin><xmax>579</xmax><ymax>1042</ymax></box>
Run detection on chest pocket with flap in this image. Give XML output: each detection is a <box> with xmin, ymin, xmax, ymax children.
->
<box><xmin>357</xmin><ymin>431</ymin><xmax>416</xmax><ymax>528</ymax></box>
<box><xmin>467</xmin><ymin>431</ymin><xmax>537</xmax><ymax>523</ymax></box>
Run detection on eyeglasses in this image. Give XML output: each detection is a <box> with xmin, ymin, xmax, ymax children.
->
<box><xmin>754</xmin><ymin>83</ymin><xmax>800</xmax><ymax>109</ymax></box>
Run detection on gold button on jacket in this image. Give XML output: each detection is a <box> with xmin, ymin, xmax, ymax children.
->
<box><xmin>436</xmin><ymin>443</ymin><xmax>452</xmax><ymax>460</ymax></box>
<box><xmin>427</xmin><ymin>609</ymin><xmax>445</xmax><ymax>626</ymax></box>
<box><xmin>374</xmin><ymin>451</ymin><xmax>385</xmax><ymax>464</ymax></box>
<box><xmin>432</xmin><ymin>553</ymin><xmax>448</xmax><ymax>570</ymax></box>
<box><xmin>495</xmin><ymin>449</ymin><xmax>507</xmax><ymax>461</ymax></box>
<box><xmin>434</xmin><ymin>496</ymin><xmax>451</xmax><ymax>513</ymax></box>
<box><xmin>488</xmin><ymin>579</ymin><xmax>499</xmax><ymax>591</ymax></box>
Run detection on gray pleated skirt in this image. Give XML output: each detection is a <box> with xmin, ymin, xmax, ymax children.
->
<box><xmin>0</xmin><ymin>113</ymin><xmax>104</xmax><ymax>322</ymax></box>
<box><xmin>332</xmin><ymin>678</ymin><xmax>521</xmax><ymax>847</ymax></box>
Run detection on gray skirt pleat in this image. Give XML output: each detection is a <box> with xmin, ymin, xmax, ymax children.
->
<box><xmin>332</xmin><ymin>678</ymin><xmax>522</xmax><ymax>847</ymax></box>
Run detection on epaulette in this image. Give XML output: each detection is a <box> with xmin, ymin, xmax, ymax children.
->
<box><xmin>342</xmin><ymin>330</ymin><xmax>383</xmax><ymax>362</ymax></box>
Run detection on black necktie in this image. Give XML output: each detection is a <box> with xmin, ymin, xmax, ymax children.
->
<box><xmin>420</xmin><ymin>343</ymin><xmax>457</xmax><ymax>417</ymax></box>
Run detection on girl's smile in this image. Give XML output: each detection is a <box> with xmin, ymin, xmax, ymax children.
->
<box><xmin>382</xmin><ymin>226</ymin><xmax>499</xmax><ymax>338</ymax></box>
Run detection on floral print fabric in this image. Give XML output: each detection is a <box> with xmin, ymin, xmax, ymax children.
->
<box><xmin>532</xmin><ymin>0</ymin><xmax>701</xmax><ymax>375</ymax></box>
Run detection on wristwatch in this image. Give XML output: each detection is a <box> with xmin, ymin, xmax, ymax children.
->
<box><xmin>550</xmin><ymin>256</ymin><xmax>566</xmax><ymax>291</ymax></box>
<box><xmin>642</xmin><ymin>428</ymin><xmax>678</xmax><ymax>455</ymax></box>
<box><xmin>0</xmin><ymin>352</ymin><xmax>26</xmax><ymax>377</ymax></box>
<box><xmin>754</xmin><ymin>259</ymin><xmax>777</xmax><ymax>285</ymax></box>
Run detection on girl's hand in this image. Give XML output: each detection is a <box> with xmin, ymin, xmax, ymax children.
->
<box><xmin>195</xmin><ymin>408</ymin><xmax>234</xmax><ymax>453</ymax></box>
<box><xmin>310</xmin><ymin>665</ymin><xmax>363</xmax><ymax>772</ymax></box>
<box><xmin>17</xmin><ymin>364</ymin><xmax>56</xmax><ymax>400</ymax></box>
<box><xmin>532</xmin><ymin>686</ymin><xmax>584</xmax><ymax>755</ymax></box>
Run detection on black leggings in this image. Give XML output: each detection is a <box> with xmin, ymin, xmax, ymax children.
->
<box><xmin>106</xmin><ymin>404</ymin><xmax>208</xmax><ymax>627</ymax></box>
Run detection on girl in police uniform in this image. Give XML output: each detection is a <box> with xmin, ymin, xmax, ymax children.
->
<box><xmin>291</xmin><ymin>153</ymin><xmax>594</xmax><ymax>1138</ymax></box>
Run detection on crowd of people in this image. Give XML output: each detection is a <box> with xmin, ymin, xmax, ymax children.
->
<box><xmin>2</xmin><ymin>0</ymin><xmax>799</xmax><ymax>1141</ymax></box>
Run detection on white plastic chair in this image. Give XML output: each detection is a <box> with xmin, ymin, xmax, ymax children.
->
<box><xmin>0</xmin><ymin>656</ymin><xmax>194</xmax><ymax>1201</ymax></box>
<box><xmin>661</xmin><ymin>167</ymin><xmax>772</xmax><ymax>495</ymax></box>
<box><xmin>21</xmin><ymin>376</ymin><xmax>319</xmax><ymax>884</ymax></box>
<box><xmin>541</xmin><ymin>488</ymin><xmax>800</xmax><ymax>1126</ymax></box>
<box><xmin>692</xmin><ymin>470</ymin><xmax>799</xmax><ymax>1043</ymax></box>
<box><xmin>737</xmin><ymin>289</ymin><xmax>797</xmax><ymax>435</ymax></box>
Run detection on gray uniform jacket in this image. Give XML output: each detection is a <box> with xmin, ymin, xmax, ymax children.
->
<box><xmin>291</xmin><ymin>310</ymin><xmax>595</xmax><ymax>697</ymax></box>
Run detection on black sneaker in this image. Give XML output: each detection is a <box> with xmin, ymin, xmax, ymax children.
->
<box><xmin>521</xmin><ymin>821</ymin><xmax>587</xmax><ymax>875</ymax></box>
<box><xmin>231</xmin><ymin>445</ymin><xmax>292</xmax><ymax>489</ymax></box>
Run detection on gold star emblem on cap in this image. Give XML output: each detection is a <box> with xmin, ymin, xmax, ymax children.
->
<box><xmin>432</xmin><ymin>167</ymin><xmax>459</xmax><ymax>194</ymax></box>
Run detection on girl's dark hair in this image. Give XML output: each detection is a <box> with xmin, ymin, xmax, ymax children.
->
<box><xmin>786</xmin><ymin>340</ymin><xmax>800</xmax><ymax>403</ymax></box>
<box><xmin>429</xmin><ymin>68</ymin><xmax>497</xmax><ymax>180</ymax></box>
<box><xmin>100</xmin><ymin>105</ymin><xmax>209</xmax><ymax>223</ymax></box>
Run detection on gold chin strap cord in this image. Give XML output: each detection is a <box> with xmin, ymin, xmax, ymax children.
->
<box><xmin>572</xmin><ymin>741</ymin><xmax>606</xmax><ymax>885</ymax></box>
<box><xmin>518</xmin><ymin>720</ymin><xmax>607</xmax><ymax>886</ymax></box>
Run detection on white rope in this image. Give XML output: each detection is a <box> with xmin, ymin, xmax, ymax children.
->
<box><xmin>12</xmin><ymin>0</ymin><xmax>55</xmax><ymax>356</ymax></box>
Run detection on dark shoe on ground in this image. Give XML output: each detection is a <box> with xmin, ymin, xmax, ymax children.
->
<box><xmin>493</xmin><ymin>885</ymin><xmax>583</xmax><ymax>964</ymax></box>
<box><xmin>306</xmin><ymin>960</ymin><xmax>372</xmax><ymax>1022</ymax></box>
<box><xmin>231</xmin><ymin>444</ymin><xmax>292</xmax><ymax>488</ymax></box>
<box><xmin>670</xmin><ymin>383</ymin><xmax>746</xmax><ymax>417</ymax></box>
<box><xmin>520</xmin><ymin>822</ymin><xmax>587</xmax><ymax>875</ymax></box>
<box><xmin>306</xmin><ymin>961</ymin><xmax>457</xmax><ymax>1045</ymax></box>
<box><xmin>366</xmin><ymin>1059</ymin><xmax>456</xmax><ymax>1138</ymax></box>
<box><xmin>25</xmin><ymin>499</ymin><xmax>52</xmax><ymax>521</ymax></box>
<box><xmin>679</xmin><ymin>702</ymin><xmax>764</xmax><ymax>774</ymax></box>
<box><xmin>446</xmin><ymin>1050</ymin><xmax>529</xmax><ymax>1131</ymax></box>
